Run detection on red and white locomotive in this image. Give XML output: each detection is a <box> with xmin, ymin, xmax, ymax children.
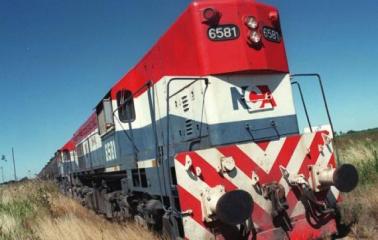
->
<box><xmin>39</xmin><ymin>0</ymin><xmax>358</xmax><ymax>239</ymax></box>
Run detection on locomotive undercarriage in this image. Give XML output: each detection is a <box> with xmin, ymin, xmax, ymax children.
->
<box><xmin>62</xmin><ymin>171</ymin><xmax>169</xmax><ymax>234</ymax></box>
<box><xmin>60</xmin><ymin>176</ymin><xmax>260</xmax><ymax>239</ymax></box>
<box><xmin>55</xmin><ymin>160</ymin><xmax>356</xmax><ymax>240</ymax></box>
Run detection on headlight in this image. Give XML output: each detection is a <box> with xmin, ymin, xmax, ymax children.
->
<box><xmin>203</xmin><ymin>8</ymin><xmax>216</xmax><ymax>20</ymax></box>
<box><xmin>249</xmin><ymin>31</ymin><xmax>261</xmax><ymax>44</ymax></box>
<box><xmin>245</xmin><ymin>16</ymin><xmax>258</xmax><ymax>29</ymax></box>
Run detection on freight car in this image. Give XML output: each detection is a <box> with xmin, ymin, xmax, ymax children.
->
<box><xmin>39</xmin><ymin>0</ymin><xmax>359</xmax><ymax>239</ymax></box>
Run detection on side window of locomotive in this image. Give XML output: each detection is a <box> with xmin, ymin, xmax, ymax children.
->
<box><xmin>131</xmin><ymin>168</ymin><xmax>148</xmax><ymax>188</ymax></box>
<box><xmin>139</xmin><ymin>168</ymin><xmax>148</xmax><ymax>188</ymax></box>
<box><xmin>116</xmin><ymin>90</ymin><xmax>135</xmax><ymax>123</ymax></box>
<box><xmin>131</xmin><ymin>169</ymin><xmax>140</xmax><ymax>187</ymax></box>
<box><xmin>77</xmin><ymin>143</ymin><xmax>85</xmax><ymax>169</ymax></box>
<box><xmin>63</xmin><ymin>150</ymin><xmax>70</xmax><ymax>161</ymax></box>
<box><xmin>96</xmin><ymin>98</ymin><xmax>114</xmax><ymax>135</ymax></box>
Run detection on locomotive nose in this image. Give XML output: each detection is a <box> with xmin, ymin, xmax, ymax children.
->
<box><xmin>215</xmin><ymin>190</ymin><xmax>253</xmax><ymax>225</ymax></box>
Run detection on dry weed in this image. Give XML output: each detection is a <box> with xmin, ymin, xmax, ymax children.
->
<box><xmin>34</xmin><ymin>214</ymin><xmax>157</xmax><ymax>240</ymax></box>
<box><xmin>36</xmin><ymin>192</ymin><xmax>158</xmax><ymax>240</ymax></box>
<box><xmin>0</xmin><ymin>180</ymin><xmax>158</xmax><ymax>240</ymax></box>
<box><xmin>0</xmin><ymin>213</ymin><xmax>17</xmax><ymax>235</ymax></box>
<box><xmin>340</xmin><ymin>184</ymin><xmax>378</xmax><ymax>239</ymax></box>
<box><xmin>50</xmin><ymin>194</ymin><xmax>92</xmax><ymax>219</ymax></box>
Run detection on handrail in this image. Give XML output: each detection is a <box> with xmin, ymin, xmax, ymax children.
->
<box><xmin>290</xmin><ymin>73</ymin><xmax>335</xmax><ymax>136</ymax></box>
<box><xmin>291</xmin><ymin>81</ymin><xmax>312</xmax><ymax>132</ymax></box>
<box><xmin>165</xmin><ymin>77</ymin><xmax>209</xmax><ymax>212</ymax></box>
<box><xmin>291</xmin><ymin>73</ymin><xmax>340</xmax><ymax>165</ymax></box>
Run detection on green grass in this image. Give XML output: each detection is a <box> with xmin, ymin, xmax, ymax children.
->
<box><xmin>336</xmin><ymin>128</ymin><xmax>378</xmax><ymax>185</ymax></box>
<box><xmin>335</xmin><ymin>128</ymin><xmax>378</xmax><ymax>239</ymax></box>
<box><xmin>0</xmin><ymin>181</ymin><xmax>56</xmax><ymax>240</ymax></box>
<box><xmin>355</xmin><ymin>151</ymin><xmax>378</xmax><ymax>185</ymax></box>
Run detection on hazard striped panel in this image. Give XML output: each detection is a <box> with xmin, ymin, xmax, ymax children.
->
<box><xmin>174</xmin><ymin>131</ymin><xmax>338</xmax><ymax>240</ymax></box>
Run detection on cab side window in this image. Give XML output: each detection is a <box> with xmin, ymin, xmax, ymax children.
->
<box><xmin>116</xmin><ymin>90</ymin><xmax>135</xmax><ymax>122</ymax></box>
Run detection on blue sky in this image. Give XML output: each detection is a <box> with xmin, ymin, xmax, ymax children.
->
<box><xmin>0</xmin><ymin>0</ymin><xmax>377</xmax><ymax>180</ymax></box>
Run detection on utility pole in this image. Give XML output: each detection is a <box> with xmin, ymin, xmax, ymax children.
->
<box><xmin>0</xmin><ymin>166</ymin><xmax>4</xmax><ymax>182</ymax></box>
<box><xmin>1</xmin><ymin>155</ymin><xmax>6</xmax><ymax>183</ymax></box>
<box><xmin>12</xmin><ymin>147</ymin><xmax>17</xmax><ymax>181</ymax></box>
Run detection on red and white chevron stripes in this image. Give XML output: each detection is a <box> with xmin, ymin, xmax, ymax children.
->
<box><xmin>174</xmin><ymin>131</ymin><xmax>338</xmax><ymax>240</ymax></box>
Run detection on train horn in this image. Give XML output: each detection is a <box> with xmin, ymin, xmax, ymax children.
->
<box><xmin>311</xmin><ymin>164</ymin><xmax>359</xmax><ymax>193</ymax></box>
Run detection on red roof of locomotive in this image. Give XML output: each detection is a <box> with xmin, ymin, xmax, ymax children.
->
<box><xmin>60</xmin><ymin>140</ymin><xmax>75</xmax><ymax>152</ymax></box>
<box><xmin>110</xmin><ymin>0</ymin><xmax>289</xmax><ymax>99</ymax></box>
<box><xmin>63</xmin><ymin>0</ymin><xmax>290</xmax><ymax>155</ymax></box>
<box><xmin>72</xmin><ymin>113</ymin><xmax>97</xmax><ymax>144</ymax></box>
<box><xmin>57</xmin><ymin>113</ymin><xmax>97</xmax><ymax>154</ymax></box>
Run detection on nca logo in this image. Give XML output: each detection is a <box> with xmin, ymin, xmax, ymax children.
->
<box><xmin>230</xmin><ymin>85</ymin><xmax>277</xmax><ymax>112</ymax></box>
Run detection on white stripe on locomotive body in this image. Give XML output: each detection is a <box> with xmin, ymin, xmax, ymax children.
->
<box><xmin>175</xmin><ymin>159</ymin><xmax>212</xmax><ymax>201</ymax></box>
<box><xmin>112</xmin><ymin>73</ymin><xmax>298</xmax><ymax>148</ymax></box>
<box><xmin>204</xmin><ymin>74</ymin><xmax>296</xmax><ymax>123</ymax></box>
<box><xmin>111</xmin><ymin>73</ymin><xmax>296</xmax><ymax>130</ymax></box>
<box><xmin>70</xmin><ymin>73</ymin><xmax>299</xmax><ymax>195</ymax></box>
<box><xmin>136</xmin><ymin>159</ymin><xmax>157</xmax><ymax>169</ymax></box>
<box><xmin>278</xmin><ymin>133</ymin><xmax>316</xmax><ymax>195</ymax></box>
<box><xmin>290</xmin><ymin>143</ymin><xmax>338</xmax><ymax>218</ymax></box>
<box><xmin>182</xmin><ymin>216</ymin><xmax>215</xmax><ymax>240</ymax></box>
<box><xmin>237</xmin><ymin>138</ymin><xmax>286</xmax><ymax>173</ymax></box>
<box><xmin>196</xmin><ymin>149</ymin><xmax>272</xmax><ymax>213</ymax></box>
<box><xmin>175</xmin><ymin>156</ymin><xmax>258</xmax><ymax>237</ymax></box>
